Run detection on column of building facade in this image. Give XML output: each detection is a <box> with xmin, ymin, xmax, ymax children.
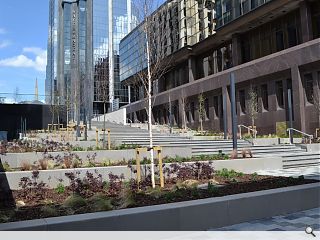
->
<box><xmin>86</xmin><ymin>0</ymin><xmax>93</xmax><ymax>128</ymax></box>
<box><xmin>300</xmin><ymin>0</ymin><xmax>313</xmax><ymax>43</ymax></box>
<box><xmin>188</xmin><ymin>57</ymin><xmax>196</xmax><ymax>82</ymax></box>
<box><xmin>291</xmin><ymin>65</ymin><xmax>306</xmax><ymax>132</ymax></box>
<box><xmin>222</xmin><ymin>85</ymin><xmax>232</xmax><ymax>135</ymax></box>
<box><xmin>232</xmin><ymin>34</ymin><xmax>242</xmax><ymax>67</ymax></box>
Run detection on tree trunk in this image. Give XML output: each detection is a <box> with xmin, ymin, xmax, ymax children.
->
<box><xmin>103</xmin><ymin>102</ymin><xmax>106</xmax><ymax>148</ymax></box>
<box><xmin>146</xmin><ymin>28</ymin><xmax>155</xmax><ymax>189</ymax></box>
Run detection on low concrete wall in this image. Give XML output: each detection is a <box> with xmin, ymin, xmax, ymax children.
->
<box><xmin>279</xmin><ymin>138</ymin><xmax>303</xmax><ymax>144</ymax></box>
<box><xmin>191</xmin><ymin>136</ymin><xmax>224</xmax><ymax>140</ymax></box>
<box><xmin>299</xmin><ymin>144</ymin><xmax>320</xmax><ymax>153</ymax></box>
<box><xmin>213</xmin><ymin>157</ymin><xmax>283</xmax><ymax>173</ymax></box>
<box><xmin>1</xmin><ymin>147</ymin><xmax>192</xmax><ymax>169</ymax></box>
<box><xmin>2</xmin><ymin>156</ymin><xmax>282</xmax><ymax>190</ymax></box>
<box><xmin>250</xmin><ymin>138</ymin><xmax>279</xmax><ymax>146</ymax></box>
<box><xmin>0</xmin><ymin>183</ymin><xmax>318</xmax><ymax>231</ymax></box>
<box><xmin>91</xmin><ymin>109</ymin><xmax>127</xmax><ymax>125</ymax></box>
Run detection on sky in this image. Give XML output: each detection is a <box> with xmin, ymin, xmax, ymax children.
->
<box><xmin>0</xmin><ymin>0</ymin><xmax>49</xmax><ymax>98</ymax></box>
<box><xmin>0</xmin><ymin>0</ymin><xmax>165</xmax><ymax>101</ymax></box>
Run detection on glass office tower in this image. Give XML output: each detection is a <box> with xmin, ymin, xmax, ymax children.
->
<box><xmin>45</xmin><ymin>0</ymin><xmax>138</xmax><ymax>122</ymax></box>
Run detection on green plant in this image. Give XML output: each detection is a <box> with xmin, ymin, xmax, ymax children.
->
<box><xmin>207</xmin><ymin>182</ymin><xmax>219</xmax><ymax>195</ymax></box>
<box><xmin>215</xmin><ymin>168</ymin><xmax>243</xmax><ymax>179</ymax></box>
<box><xmin>251</xmin><ymin>172</ymin><xmax>258</xmax><ymax>181</ymax></box>
<box><xmin>55</xmin><ymin>183</ymin><xmax>66</xmax><ymax>194</ymax></box>
<box><xmin>2</xmin><ymin>162</ymin><xmax>11</xmax><ymax>172</ymax></box>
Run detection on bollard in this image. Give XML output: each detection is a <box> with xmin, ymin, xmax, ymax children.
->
<box><xmin>107</xmin><ymin>129</ymin><xmax>111</xmax><ymax>150</ymax></box>
<box><xmin>96</xmin><ymin>129</ymin><xmax>99</xmax><ymax>148</ymax></box>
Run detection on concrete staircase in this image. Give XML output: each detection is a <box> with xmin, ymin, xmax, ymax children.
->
<box><xmin>282</xmin><ymin>152</ymin><xmax>320</xmax><ymax>169</ymax></box>
<box><xmin>92</xmin><ymin>121</ymin><xmax>320</xmax><ymax>169</ymax></box>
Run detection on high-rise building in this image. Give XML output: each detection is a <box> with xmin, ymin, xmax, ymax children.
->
<box><xmin>45</xmin><ymin>0</ymin><xmax>138</xmax><ymax>123</ymax></box>
<box><xmin>120</xmin><ymin>0</ymin><xmax>320</xmax><ymax>136</ymax></box>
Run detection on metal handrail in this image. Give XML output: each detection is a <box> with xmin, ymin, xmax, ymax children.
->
<box><xmin>238</xmin><ymin>125</ymin><xmax>258</xmax><ymax>139</ymax></box>
<box><xmin>287</xmin><ymin>128</ymin><xmax>313</xmax><ymax>144</ymax></box>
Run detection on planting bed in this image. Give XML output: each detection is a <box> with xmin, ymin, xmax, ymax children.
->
<box><xmin>0</xmin><ymin>165</ymin><xmax>317</xmax><ymax>224</ymax></box>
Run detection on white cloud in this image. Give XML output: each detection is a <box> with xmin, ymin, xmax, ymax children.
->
<box><xmin>0</xmin><ymin>40</ymin><xmax>10</xmax><ymax>49</ymax></box>
<box><xmin>0</xmin><ymin>47</ymin><xmax>47</xmax><ymax>72</ymax></box>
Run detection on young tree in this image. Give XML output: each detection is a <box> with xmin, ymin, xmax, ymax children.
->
<box><xmin>198</xmin><ymin>93</ymin><xmax>206</xmax><ymax>132</ymax></box>
<box><xmin>132</xmin><ymin>0</ymin><xmax>172</xmax><ymax>188</ymax></box>
<box><xmin>248</xmin><ymin>86</ymin><xmax>258</xmax><ymax>137</ymax></box>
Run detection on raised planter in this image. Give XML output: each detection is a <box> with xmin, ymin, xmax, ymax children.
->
<box><xmin>1</xmin><ymin>157</ymin><xmax>283</xmax><ymax>189</ymax></box>
<box><xmin>0</xmin><ymin>183</ymin><xmax>318</xmax><ymax>231</ymax></box>
<box><xmin>1</xmin><ymin>147</ymin><xmax>192</xmax><ymax>169</ymax></box>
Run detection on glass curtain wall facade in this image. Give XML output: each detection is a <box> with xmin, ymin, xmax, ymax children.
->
<box><xmin>216</xmin><ymin>0</ymin><xmax>272</xmax><ymax>28</ymax></box>
<box><xmin>46</xmin><ymin>0</ymin><xmax>138</xmax><ymax>119</ymax></box>
<box><xmin>46</xmin><ymin>0</ymin><xmax>59</xmax><ymax>104</ymax></box>
<box><xmin>120</xmin><ymin>0</ymin><xmax>216</xmax><ymax>83</ymax></box>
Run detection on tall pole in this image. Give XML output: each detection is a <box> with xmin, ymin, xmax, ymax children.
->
<box><xmin>288</xmin><ymin>88</ymin><xmax>294</xmax><ymax>144</ymax></box>
<box><xmin>108</xmin><ymin>0</ymin><xmax>114</xmax><ymax>112</ymax></box>
<box><xmin>230</xmin><ymin>73</ymin><xmax>238</xmax><ymax>150</ymax></box>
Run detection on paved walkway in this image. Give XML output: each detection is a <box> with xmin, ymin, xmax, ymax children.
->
<box><xmin>212</xmin><ymin>208</ymin><xmax>320</xmax><ymax>231</ymax></box>
<box><xmin>257</xmin><ymin>166</ymin><xmax>320</xmax><ymax>180</ymax></box>
<box><xmin>211</xmin><ymin>167</ymin><xmax>320</xmax><ymax>231</ymax></box>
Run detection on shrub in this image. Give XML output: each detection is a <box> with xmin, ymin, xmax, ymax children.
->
<box><xmin>89</xmin><ymin>194</ymin><xmax>113</xmax><ymax>212</ymax></box>
<box><xmin>20</xmin><ymin>161</ymin><xmax>32</xmax><ymax>171</ymax></box>
<box><xmin>38</xmin><ymin>159</ymin><xmax>48</xmax><ymax>170</ymax></box>
<box><xmin>241</xmin><ymin>149</ymin><xmax>247</xmax><ymax>158</ymax></box>
<box><xmin>230</xmin><ymin>150</ymin><xmax>238</xmax><ymax>159</ymax></box>
<box><xmin>63</xmin><ymin>155</ymin><xmax>73</xmax><ymax>169</ymax></box>
<box><xmin>40</xmin><ymin>205</ymin><xmax>59</xmax><ymax>218</ymax></box>
<box><xmin>63</xmin><ymin>195</ymin><xmax>87</xmax><ymax>209</ymax></box>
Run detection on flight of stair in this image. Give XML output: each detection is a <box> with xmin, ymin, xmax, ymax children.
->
<box><xmin>92</xmin><ymin>121</ymin><xmax>320</xmax><ymax>169</ymax></box>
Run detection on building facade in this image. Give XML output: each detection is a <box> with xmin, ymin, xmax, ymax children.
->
<box><xmin>121</xmin><ymin>0</ymin><xmax>320</xmax><ymax>136</ymax></box>
<box><xmin>45</xmin><ymin>0</ymin><xmax>138</xmax><ymax>123</ymax></box>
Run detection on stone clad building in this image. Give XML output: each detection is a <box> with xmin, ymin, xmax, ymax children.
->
<box><xmin>120</xmin><ymin>0</ymin><xmax>320</xmax><ymax>136</ymax></box>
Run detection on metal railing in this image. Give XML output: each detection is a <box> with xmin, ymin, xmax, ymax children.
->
<box><xmin>238</xmin><ymin>125</ymin><xmax>258</xmax><ymax>139</ymax></box>
<box><xmin>287</xmin><ymin>128</ymin><xmax>313</xmax><ymax>144</ymax></box>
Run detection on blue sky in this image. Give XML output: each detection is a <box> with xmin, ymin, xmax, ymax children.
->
<box><xmin>0</xmin><ymin>0</ymin><xmax>165</xmax><ymax>101</ymax></box>
<box><xmin>0</xmin><ymin>0</ymin><xmax>49</xmax><ymax>98</ymax></box>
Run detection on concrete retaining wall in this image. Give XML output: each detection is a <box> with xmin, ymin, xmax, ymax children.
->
<box><xmin>1</xmin><ymin>147</ymin><xmax>192</xmax><ymax>169</ymax></box>
<box><xmin>1</xmin><ymin>157</ymin><xmax>282</xmax><ymax>189</ymax></box>
<box><xmin>299</xmin><ymin>144</ymin><xmax>320</xmax><ymax>153</ymax></box>
<box><xmin>0</xmin><ymin>183</ymin><xmax>318</xmax><ymax>231</ymax></box>
<box><xmin>250</xmin><ymin>138</ymin><xmax>279</xmax><ymax>146</ymax></box>
<box><xmin>91</xmin><ymin>109</ymin><xmax>127</xmax><ymax>125</ymax></box>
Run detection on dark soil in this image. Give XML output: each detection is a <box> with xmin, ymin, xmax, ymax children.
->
<box><xmin>0</xmin><ymin>175</ymin><xmax>317</xmax><ymax>224</ymax></box>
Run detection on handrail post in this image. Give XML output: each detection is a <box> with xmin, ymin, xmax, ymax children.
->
<box><xmin>288</xmin><ymin>128</ymin><xmax>292</xmax><ymax>145</ymax></box>
<box><xmin>239</xmin><ymin>126</ymin><xmax>242</xmax><ymax>139</ymax></box>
